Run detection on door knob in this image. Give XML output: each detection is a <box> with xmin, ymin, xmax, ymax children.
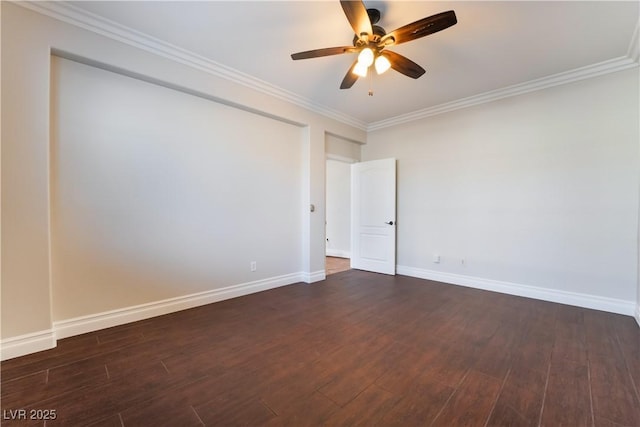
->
<box><xmin>385</xmin><ymin>221</ymin><xmax>394</xmax><ymax>225</ymax></box>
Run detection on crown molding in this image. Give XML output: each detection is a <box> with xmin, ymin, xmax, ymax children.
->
<box><xmin>368</xmin><ymin>55</ymin><xmax>639</xmax><ymax>132</ymax></box>
<box><xmin>13</xmin><ymin>1</ymin><xmax>638</xmax><ymax>134</ymax></box>
<box><xmin>14</xmin><ymin>1</ymin><xmax>368</xmax><ymax>131</ymax></box>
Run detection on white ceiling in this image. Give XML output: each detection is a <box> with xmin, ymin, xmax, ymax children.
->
<box><xmin>67</xmin><ymin>1</ymin><xmax>639</xmax><ymax>126</ymax></box>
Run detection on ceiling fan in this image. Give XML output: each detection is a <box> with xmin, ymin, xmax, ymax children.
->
<box><xmin>291</xmin><ymin>1</ymin><xmax>457</xmax><ymax>90</ymax></box>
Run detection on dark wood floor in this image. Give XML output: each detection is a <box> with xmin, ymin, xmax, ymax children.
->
<box><xmin>2</xmin><ymin>270</ymin><xmax>639</xmax><ymax>426</ymax></box>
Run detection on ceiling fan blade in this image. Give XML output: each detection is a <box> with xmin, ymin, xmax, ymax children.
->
<box><xmin>340</xmin><ymin>60</ymin><xmax>359</xmax><ymax>89</ymax></box>
<box><xmin>382</xmin><ymin>51</ymin><xmax>426</xmax><ymax>79</ymax></box>
<box><xmin>291</xmin><ymin>46</ymin><xmax>358</xmax><ymax>60</ymax></box>
<box><xmin>381</xmin><ymin>10</ymin><xmax>457</xmax><ymax>46</ymax></box>
<box><xmin>340</xmin><ymin>0</ymin><xmax>372</xmax><ymax>38</ymax></box>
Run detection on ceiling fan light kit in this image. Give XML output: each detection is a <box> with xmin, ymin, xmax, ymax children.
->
<box><xmin>353</xmin><ymin>47</ymin><xmax>392</xmax><ymax>77</ymax></box>
<box><xmin>353</xmin><ymin>61</ymin><xmax>369</xmax><ymax>77</ymax></box>
<box><xmin>357</xmin><ymin>47</ymin><xmax>375</xmax><ymax>67</ymax></box>
<box><xmin>374</xmin><ymin>55</ymin><xmax>391</xmax><ymax>75</ymax></box>
<box><xmin>291</xmin><ymin>0</ymin><xmax>457</xmax><ymax>91</ymax></box>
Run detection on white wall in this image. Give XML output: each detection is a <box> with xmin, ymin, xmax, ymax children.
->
<box><xmin>325</xmin><ymin>133</ymin><xmax>362</xmax><ymax>161</ymax></box>
<box><xmin>325</xmin><ymin>133</ymin><xmax>360</xmax><ymax>259</ymax></box>
<box><xmin>50</xmin><ymin>57</ymin><xmax>303</xmax><ymax>319</ymax></box>
<box><xmin>364</xmin><ymin>68</ymin><xmax>639</xmax><ymax>313</ymax></box>
<box><xmin>3</xmin><ymin>2</ymin><xmax>638</xmax><ymax>360</ymax></box>
<box><xmin>326</xmin><ymin>159</ymin><xmax>352</xmax><ymax>258</ymax></box>
<box><xmin>1</xmin><ymin>2</ymin><xmax>365</xmax><ymax>357</ymax></box>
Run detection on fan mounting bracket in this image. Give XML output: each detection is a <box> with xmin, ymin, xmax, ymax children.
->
<box><xmin>367</xmin><ymin>8</ymin><xmax>381</xmax><ymax>24</ymax></box>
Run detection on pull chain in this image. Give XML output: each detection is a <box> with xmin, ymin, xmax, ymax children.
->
<box><xmin>368</xmin><ymin>70</ymin><xmax>374</xmax><ymax>96</ymax></box>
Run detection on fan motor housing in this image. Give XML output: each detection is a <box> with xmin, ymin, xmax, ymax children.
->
<box><xmin>352</xmin><ymin>9</ymin><xmax>386</xmax><ymax>46</ymax></box>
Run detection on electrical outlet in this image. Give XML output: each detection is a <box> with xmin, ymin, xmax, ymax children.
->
<box><xmin>433</xmin><ymin>254</ymin><xmax>440</xmax><ymax>263</ymax></box>
<box><xmin>250</xmin><ymin>261</ymin><xmax>257</xmax><ymax>272</ymax></box>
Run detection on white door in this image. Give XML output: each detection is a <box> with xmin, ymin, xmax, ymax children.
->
<box><xmin>351</xmin><ymin>158</ymin><xmax>396</xmax><ymax>275</ymax></box>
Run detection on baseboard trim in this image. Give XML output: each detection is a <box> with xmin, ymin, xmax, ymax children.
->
<box><xmin>397</xmin><ymin>265</ymin><xmax>636</xmax><ymax>316</ymax></box>
<box><xmin>302</xmin><ymin>270</ymin><xmax>326</xmax><ymax>284</ymax></box>
<box><xmin>326</xmin><ymin>249</ymin><xmax>351</xmax><ymax>258</ymax></box>
<box><xmin>54</xmin><ymin>272</ymin><xmax>303</xmax><ymax>340</ymax></box>
<box><xmin>635</xmin><ymin>304</ymin><xmax>640</xmax><ymax>328</ymax></box>
<box><xmin>1</xmin><ymin>329</ymin><xmax>57</xmax><ymax>361</ymax></box>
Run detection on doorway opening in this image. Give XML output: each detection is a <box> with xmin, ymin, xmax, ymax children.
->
<box><xmin>324</xmin><ymin>156</ymin><xmax>397</xmax><ymax>277</ymax></box>
<box><xmin>325</xmin><ymin>156</ymin><xmax>355</xmax><ymax>276</ymax></box>
<box><xmin>324</xmin><ymin>132</ymin><xmax>362</xmax><ymax>277</ymax></box>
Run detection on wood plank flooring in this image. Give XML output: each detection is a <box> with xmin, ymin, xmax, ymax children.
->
<box><xmin>2</xmin><ymin>270</ymin><xmax>639</xmax><ymax>426</ymax></box>
<box><xmin>326</xmin><ymin>256</ymin><xmax>350</xmax><ymax>276</ymax></box>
